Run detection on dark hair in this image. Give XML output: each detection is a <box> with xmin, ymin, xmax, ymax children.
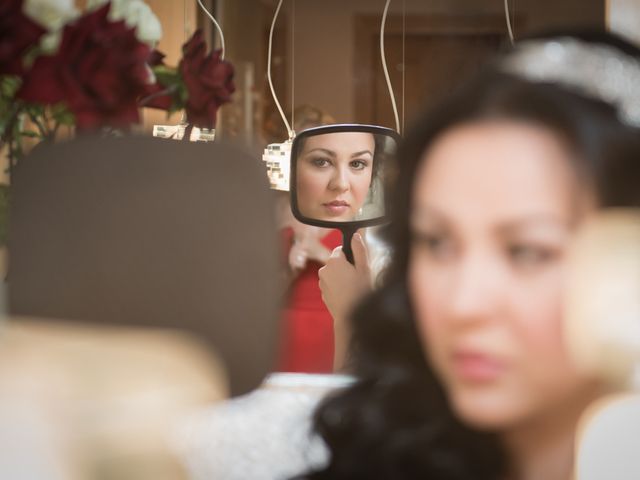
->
<box><xmin>300</xmin><ymin>34</ymin><xmax>640</xmax><ymax>480</ymax></box>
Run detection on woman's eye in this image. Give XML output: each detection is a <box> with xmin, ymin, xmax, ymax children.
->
<box><xmin>310</xmin><ymin>157</ymin><xmax>330</xmax><ymax>168</ymax></box>
<box><xmin>349</xmin><ymin>159</ymin><xmax>368</xmax><ymax>170</ymax></box>
<box><xmin>411</xmin><ymin>231</ymin><xmax>452</xmax><ymax>259</ymax></box>
<box><xmin>507</xmin><ymin>245</ymin><xmax>557</xmax><ymax>267</ymax></box>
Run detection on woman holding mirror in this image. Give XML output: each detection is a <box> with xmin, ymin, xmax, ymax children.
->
<box><xmin>301</xmin><ymin>33</ymin><xmax>640</xmax><ymax>480</ymax></box>
<box><xmin>275</xmin><ymin>106</ymin><xmax>344</xmax><ymax>374</ymax></box>
<box><xmin>290</xmin><ymin>126</ymin><xmax>398</xmax><ymax>368</ymax></box>
<box><xmin>291</xmin><ymin>125</ymin><xmax>398</xmax><ymax>268</ymax></box>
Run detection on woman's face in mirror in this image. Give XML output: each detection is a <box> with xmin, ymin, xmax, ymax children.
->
<box><xmin>296</xmin><ymin>132</ymin><xmax>375</xmax><ymax>222</ymax></box>
<box><xmin>408</xmin><ymin>120</ymin><xmax>601</xmax><ymax>430</ymax></box>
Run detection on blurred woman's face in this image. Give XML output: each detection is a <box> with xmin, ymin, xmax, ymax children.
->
<box><xmin>296</xmin><ymin>132</ymin><xmax>375</xmax><ymax>221</ymax></box>
<box><xmin>408</xmin><ymin>120</ymin><xmax>600</xmax><ymax>430</ymax></box>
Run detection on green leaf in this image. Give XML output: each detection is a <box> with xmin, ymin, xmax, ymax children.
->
<box><xmin>168</xmin><ymin>104</ymin><xmax>185</xmax><ymax>115</ymax></box>
<box><xmin>25</xmin><ymin>104</ymin><xmax>45</xmax><ymax>117</ymax></box>
<box><xmin>0</xmin><ymin>109</ymin><xmax>14</xmax><ymax>135</ymax></box>
<box><xmin>177</xmin><ymin>83</ymin><xmax>188</xmax><ymax>104</ymax></box>
<box><xmin>0</xmin><ymin>183</ymin><xmax>9</xmax><ymax>246</ymax></box>
<box><xmin>51</xmin><ymin>103</ymin><xmax>74</xmax><ymax>126</ymax></box>
<box><xmin>0</xmin><ymin>104</ymin><xmax>22</xmax><ymax>138</ymax></box>
<box><xmin>153</xmin><ymin>65</ymin><xmax>181</xmax><ymax>87</ymax></box>
<box><xmin>0</xmin><ymin>75</ymin><xmax>21</xmax><ymax>98</ymax></box>
<box><xmin>19</xmin><ymin>130</ymin><xmax>40</xmax><ymax>138</ymax></box>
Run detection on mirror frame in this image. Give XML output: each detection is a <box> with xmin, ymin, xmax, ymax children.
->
<box><xmin>290</xmin><ymin>123</ymin><xmax>401</xmax><ymax>229</ymax></box>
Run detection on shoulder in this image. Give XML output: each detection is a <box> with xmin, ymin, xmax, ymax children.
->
<box><xmin>174</xmin><ymin>373</ymin><xmax>355</xmax><ymax>479</ymax></box>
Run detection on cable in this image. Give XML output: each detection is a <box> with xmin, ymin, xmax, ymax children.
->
<box><xmin>291</xmin><ymin>0</ymin><xmax>295</xmax><ymax>132</ymax></box>
<box><xmin>180</xmin><ymin>0</ymin><xmax>188</xmax><ymax>123</ymax></box>
<box><xmin>401</xmin><ymin>0</ymin><xmax>405</xmax><ymax>135</ymax></box>
<box><xmin>268</xmin><ymin>0</ymin><xmax>294</xmax><ymax>140</ymax></box>
<box><xmin>184</xmin><ymin>0</ymin><xmax>187</xmax><ymax>42</ymax></box>
<box><xmin>504</xmin><ymin>0</ymin><xmax>514</xmax><ymax>45</ymax></box>
<box><xmin>381</xmin><ymin>0</ymin><xmax>400</xmax><ymax>134</ymax></box>
<box><xmin>197</xmin><ymin>0</ymin><xmax>226</xmax><ymax>60</ymax></box>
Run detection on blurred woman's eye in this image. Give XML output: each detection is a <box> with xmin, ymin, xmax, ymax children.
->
<box><xmin>349</xmin><ymin>159</ymin><xmax>369</xmax><ymax>170</ymax></box>
<box><xmin>310</xmin><ymin>157</ymin><xmax>331</xmax><ymax>168</ymax></box>
<box><xmin>410</xmin><ymin>230</ymin><xmax>454</xmax><ymax>260</ymax></box>
<box><xmin>507</xmin><ymin>244</ymin><xmax>558</xmax><ymax>268</ymax></box>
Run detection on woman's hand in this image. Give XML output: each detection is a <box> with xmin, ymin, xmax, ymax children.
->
<box><xmin>318</xmin><ymin>233</ymin><xmax>372</xmax><ymax>370</ymax></box>
<box><xmin>288</xmin><ymin>225</ymin><xmax>331</xmax><ymax>273</ymax></box>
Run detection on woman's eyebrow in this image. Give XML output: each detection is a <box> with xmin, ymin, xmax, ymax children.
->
<box><xmin>305</xmin><ymin>148</ymin><xmax>336</xmax><ymax>157</ymax></box>
<box><xmin>495</xmin><ymin>216</ymin><xmax>570</xmax><ymax>236</ymax></box>
<box><xmin>350</xmin><ymin>150</ymin><xmax>373</xmax><ymax>158</ymax></box>
<box><xmin>410</xmin><ymin>205</ymin><xmax>449</xmax><ymax>228</ymax></box>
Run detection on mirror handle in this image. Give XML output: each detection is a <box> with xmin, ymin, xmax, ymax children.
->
<box><xmin>341</xmin><ymin>226</ymin><xmax>358</xmax><ymax>265</ymax></box>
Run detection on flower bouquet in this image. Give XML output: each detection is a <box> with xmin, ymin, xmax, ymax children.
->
<box><xmin>0</xmin><ymin>0</ymin><xmax>235</xmax><ymax>169</ymax></box>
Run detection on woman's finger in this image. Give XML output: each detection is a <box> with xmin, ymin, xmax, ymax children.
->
<box><xmin>352</xmin><ymin>233</ymin><xmax>371</xmax><ymax>274</ymax></box>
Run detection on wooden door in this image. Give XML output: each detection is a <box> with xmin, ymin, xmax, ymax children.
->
<box><xmin>374</xmin><ymin>33</ymin><xmax>501</xmax><ymax>130</ymax></box>
<box><xmin>355</xmin><ymin>15</ymin><xmax>512</xmax><ymax>130</ymax></box>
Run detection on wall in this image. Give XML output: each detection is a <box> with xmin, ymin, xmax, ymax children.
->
<box><xmin>288</xmin><ymin>0</ymin><xmax>604</xmax><ymax>123</ymax></box>
<box><xmin>140</xmin><ymin>0</ymin><xmax>197</xmax><ymax>132</ymax></box>
<box><xmin>607</xmin><ymin>0</ymin><xmax>640</xmax><ymax>44</ymax></box>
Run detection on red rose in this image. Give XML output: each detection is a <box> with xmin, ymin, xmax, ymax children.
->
<box><xmin>179</xmin><ymin>30</ymin><xmax>235</xmax><ymax>129</ymax></box>
<box><xmin>139</xmin><ymin>49</ymin><xmax>173</xmax><ymax>110</ymax></box>
<box><xmin>17</xmin><ymin>5</ymin><xmax>150</xmax><ymax>131</ymax></box>
<box><xmin>140</xmin><ymin>80</ymin><xmax>173</xmax><ymax>111</ymax></box>
<box><xmin>148</xmin><ymin>49</ymin><xmax>166</xmax><ymax>67</ymax></box>
<box><xmin>0</xmin><ymin>0</ymin><xmax>46</xmax><ymax>75</ymax></box>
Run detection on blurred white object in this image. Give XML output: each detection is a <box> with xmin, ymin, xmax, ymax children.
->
<box><xmin>565</xmin><ymin>209</ymin><xmax>640</xmax><ymax>388</ymax></box>
<box><xmin>174</xmin><ymin>373</ymin><xmax>354</xmax><ymax>480</ymax></box>
<box><xmin>576</xmin><ymin>394</ymin><xmax>640</xmax><ymax>480</ymax></box>
<box><xmin>152</xmin><ymin>124</ymin><xmax>215</xmax><ymax>142</ymax></box>
<box><xmin>86</xmin><ymin>0</ymin><xmax>162</xmax><ymax>46</ymax></box>
<box><xmin>567</xmin><ymin>211</ymin><xmax>640</xmax><ymax>478</ymax></box>
<box><xmin>502</xmin><ymin>39</ymin><xmax>640</xmax><ymax>127</ymax></box>
<box><xmin>0</xmin><ymin>319</ymin><xmax>227</xmax><ymax>480</ymax></box>
<box><xmin>262</xmin><ymin>141</ymin><xmax>292</xmax><ymax>191</ymax></box>
<box><xmin>23</xmin><ymin>0</ymin><xmax>79</xmax><ymax>52</ymax></box>
<box><xmin>608</xmin><ymin>0</ymin><xmax>640</xmax><ymax>46</ymax></box>
<box><xmin>23</xmin><ymin>0</ymin><xmax>78</xmax><ymax>29</ymax></box>
<box><xmin>363</xmin><ymin>227</ymin><xmax>391</xmax><ymax>284</ymax></box>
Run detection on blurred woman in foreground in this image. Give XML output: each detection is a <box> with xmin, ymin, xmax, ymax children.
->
<box><xmin>307</xmin><ymin>33</ymin><xmax>640</xmax><ymax>480</ymax></box>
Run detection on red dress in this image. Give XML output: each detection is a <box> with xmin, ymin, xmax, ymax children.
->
<box><xmin>277</xmin><ymin>228</ymin><xmax>342</xmax><ymax>373</ymax></box>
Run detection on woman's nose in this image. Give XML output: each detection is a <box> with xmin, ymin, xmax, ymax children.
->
<box><xmin>329</xmin><ymin>167</ymin><xmax>349</xmax><ymax>192</ymax></box>
<box><xmin>447</xmin><ymin>253</ymin><xmax>502</xmax><ymax>326</ymax></box>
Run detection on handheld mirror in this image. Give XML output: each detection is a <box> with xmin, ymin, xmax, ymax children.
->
<box><xmin>290</xmin><ymin>124</ymin><xmax>400</xmax><ymax>264</ymax></box>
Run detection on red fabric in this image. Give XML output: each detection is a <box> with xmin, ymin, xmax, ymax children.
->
<box><xmin>277</xmin><ymin>228</ymin><xmax>342</xmax><ymax>373</ymax></box>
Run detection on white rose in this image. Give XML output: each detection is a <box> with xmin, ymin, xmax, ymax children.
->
<box><xmin>86</xmin><ymin>0</ymin><xmax>163</xmax><ymax>47</ymax></box>
<box><xmin>23</xmin><ymin>0</ymin><xmax>79</xmax><ymax>52</ymax></box>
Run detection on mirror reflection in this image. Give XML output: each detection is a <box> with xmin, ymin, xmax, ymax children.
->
<box><xmin>294</xmin><ymin>131</ymin><xmax>397</xmax><ymax>223</ymax></box>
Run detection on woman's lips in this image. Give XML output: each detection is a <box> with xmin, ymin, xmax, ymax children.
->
<box><xmin>322</xmin><ymin>200</ymin><xmax>350</xmax><ymax>216</ymax></box>
<box><xmin>451</xmin><ymin>350</ymin><xmax>506</xmax><ymax>382</ymax></box>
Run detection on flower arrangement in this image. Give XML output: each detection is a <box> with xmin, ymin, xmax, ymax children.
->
<box><xmin>0</xmin><ymin>0</ymin><xmax>235</xmax><ymax>166</ymax></box>
<box><xmin>143</xmin><ymin>29</ymin><xmax>236</xmax><ymax>130</ymax></box>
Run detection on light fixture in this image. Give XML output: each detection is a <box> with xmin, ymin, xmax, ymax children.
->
<box><xmin>262</xmin><ymin>141</ymin><xmax>292</xmax><ymax>191</ymax></box>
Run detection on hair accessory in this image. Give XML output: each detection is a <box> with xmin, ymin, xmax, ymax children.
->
<box><xmin>501</xmin><ymin>38</ymin><xmax>640</xmax><ymax>127</ymax></box>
